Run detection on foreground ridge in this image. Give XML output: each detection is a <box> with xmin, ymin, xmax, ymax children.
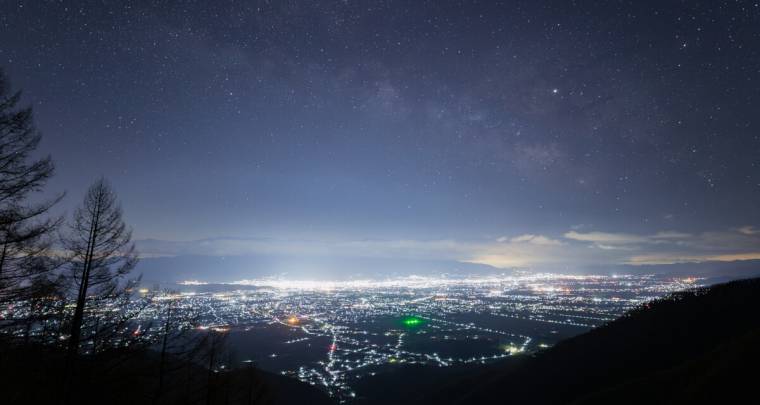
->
<box><xmin>422</xmin><ymin>277</ymin><xmax>760</xmax><ymax>405</ymax></box>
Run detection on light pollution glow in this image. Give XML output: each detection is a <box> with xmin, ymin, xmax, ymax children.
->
<box><xmin>177</xmin><ymin>273</ymin><xmax>700</xmax><ymax>292</ymax></box>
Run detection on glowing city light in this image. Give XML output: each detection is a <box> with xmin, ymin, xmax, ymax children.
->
<box><xmin>402</xmin><ymin>316</ymin><xmax>424</xmax><ymax>327</ymax></box>
<box><xmin>2</xmin><ymin>272</ymin><xmax>701</xmax><ymax>403</ymax></box>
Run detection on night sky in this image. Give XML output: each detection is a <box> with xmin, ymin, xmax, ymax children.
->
<box><xmin>2</xmin><ymin>1</ymin><xmax>760</xmax><ymax>274</ymax></box>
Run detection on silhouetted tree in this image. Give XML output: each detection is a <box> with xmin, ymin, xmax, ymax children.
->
<box><xmin>153</xmin><ymin>292</ymin><xmax>198</xmax><ymax>403</ymax></box>
<box><xmin>203</xmin><ymin>329</ymin><xmax>229</xmax><ymax>405</ymax></box>
<box><xmin>244</xmin><ymin>360</ymin><xmax>271</xmax><ymax>405</ymax></box>
<box><xmin>153</xmin><ymin>303</ymin><xmax>173</xmax><ymax>403</ymax></box>
<box><xmin>63</xmin><ymin>178</ymin><xmax>139</xmax><ymax>358</ymax></box>
<box><xmin>0</xmin><ymin>69</ymin><xmax>62</xmax><ymax>337</ymax></box>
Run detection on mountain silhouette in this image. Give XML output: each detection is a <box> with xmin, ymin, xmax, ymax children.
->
<box><xmin>424</xmin><ymin>277</ymin><xmax>760</xmax><ymax>405</ymax></box>
<box><xmin>351</xmin><ymin>277</ymin><xmax>760</xmax><ymax>404</ymax></box>
<box><xmin>0</xmin><ymin>343</ymin><xmax>334</xmax><ymax>405</ymax></box>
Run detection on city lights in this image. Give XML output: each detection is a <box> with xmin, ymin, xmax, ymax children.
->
<box><xmin>0</xmin><ymin>273</ymin><xmax>702</xmax><ymax>402</ymax></box>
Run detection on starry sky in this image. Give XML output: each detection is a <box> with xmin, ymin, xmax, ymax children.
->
<box><xmin>2</xmin><ymin>1</ymin><xmax>760</xmax><ymax>275</ymax></box>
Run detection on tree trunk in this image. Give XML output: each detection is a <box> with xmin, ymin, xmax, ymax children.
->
<box><xmin>0</xmin><ymin>240</ymin><xmax>7</xmax><ymax>280</ymax></box>
<box><xmin>206</xmin><ymin>338</ymin><xmax>217</xmax><ymax>405</ymax></box>
<box><xmin>63</xmin><ymin>202</ymin><xmax>101</xmax><ymax>404</ymax></box>
<box><xmin>66</xmin><ymin>204</ymin><xmax>100</xmax><ymax>358</ymax></box>
<box><xmin>154</xmin><ymin>306</ymin><xmax>172</xmax><ymax>404</ymax></box>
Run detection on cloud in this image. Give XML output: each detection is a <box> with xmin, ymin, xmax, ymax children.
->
<box><xmin>508</xmin><ymin>234</ymin><xmax>563</xmax><ymax>246</ymax></box>
<box><xmin>136</xmin><ymin>225</ymin><xmax>760</xmax><ymax>272</ymax></box>
<box><xmin>563</xmin><ymin>230</ymin><xmax>694</xmax><ymax>248</ymax></box>
<box><xmin>652</xmin><ymin>231</ymin><xmax>692</xmax><ymax>239</ymax></box>
<box><xmin>563</xmin><ymin>231</ymin><xmax>647</xmax><ymax>245</ymax></box>
<box><xmin>470</xmin><ymin>235</ymin><xmax>583</xmax><ymax>268</ymax></box>
<box><xmin>564</xmin><ymin>227</ymin><xmax>760</xmax><ymax>266</ymax></box>
<box><xmin>627</xmin><ymin>252</ymin><xmax>760</xmax><ymax>265</ymax></box>
<box><xmin>593</xmin><ymin>244</ymin><xmax>638</xmax><ymax>251</ymax></box>
<box><xmin>738</xmin><ymin>226</ymin><xmax>759</xmax><ymax>235</ymax></box>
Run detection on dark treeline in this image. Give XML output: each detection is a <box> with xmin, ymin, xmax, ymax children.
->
<box><xmin>0</xmin><ymin>70</ymin><xmax>296</xmax><ymax>404</ymax></box>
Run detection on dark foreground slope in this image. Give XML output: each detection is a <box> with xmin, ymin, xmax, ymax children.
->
<box><xmin>423</xmin><ymin>277</ymin><xmax>760</xmax><ymax>405</ymax></box>
<box><xmin>0</xmin><ymin>344</ymin><xmax>334</xmax><ymax>405</ymax></box>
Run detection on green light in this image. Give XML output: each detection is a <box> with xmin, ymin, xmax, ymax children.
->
<box><xmin>401</xmin><ymin>316</ymin><xmax>423</xmax><ymax>327</ymax></box>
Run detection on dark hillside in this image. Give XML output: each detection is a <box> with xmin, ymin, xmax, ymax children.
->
<box><xmin>422</xmin><ymin>278</ymin><xmax>760</xmax><ymax>405</ymax></box>
<box><xmin>0</xmin><ymin>344</ymin><xmax>334</xmax><ymax>405</ymax></box>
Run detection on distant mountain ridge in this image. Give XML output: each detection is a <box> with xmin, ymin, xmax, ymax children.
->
<box><xmin>135</xmin><ymin>250</ymin><xmax>760</xmax><ymax>284</ymax></box>
<box><xmin>611</xmin><ymin>259</ymin><xmax>760</xmax><ymax>282</ymax></box>
<box><xmin>135</xmin><ymin>253</ymin><xmax>503</xmax><ymax>283</ymax></box>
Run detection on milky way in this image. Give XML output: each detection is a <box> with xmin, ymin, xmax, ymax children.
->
<box><xmin>2</xmin><ymin>1</ymin><xmax>759</xmax><ymax>272</ymax></box>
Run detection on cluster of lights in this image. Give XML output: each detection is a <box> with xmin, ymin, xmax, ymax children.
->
<box><xmin>1</xmin><ymin>273</ymin><xmax>703</xmax><ymax>403</ymax></box>
<box><xmin>223</xmin><ymin>273</ymin><xmax>629</xmax><ymax>291</ymax></box>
